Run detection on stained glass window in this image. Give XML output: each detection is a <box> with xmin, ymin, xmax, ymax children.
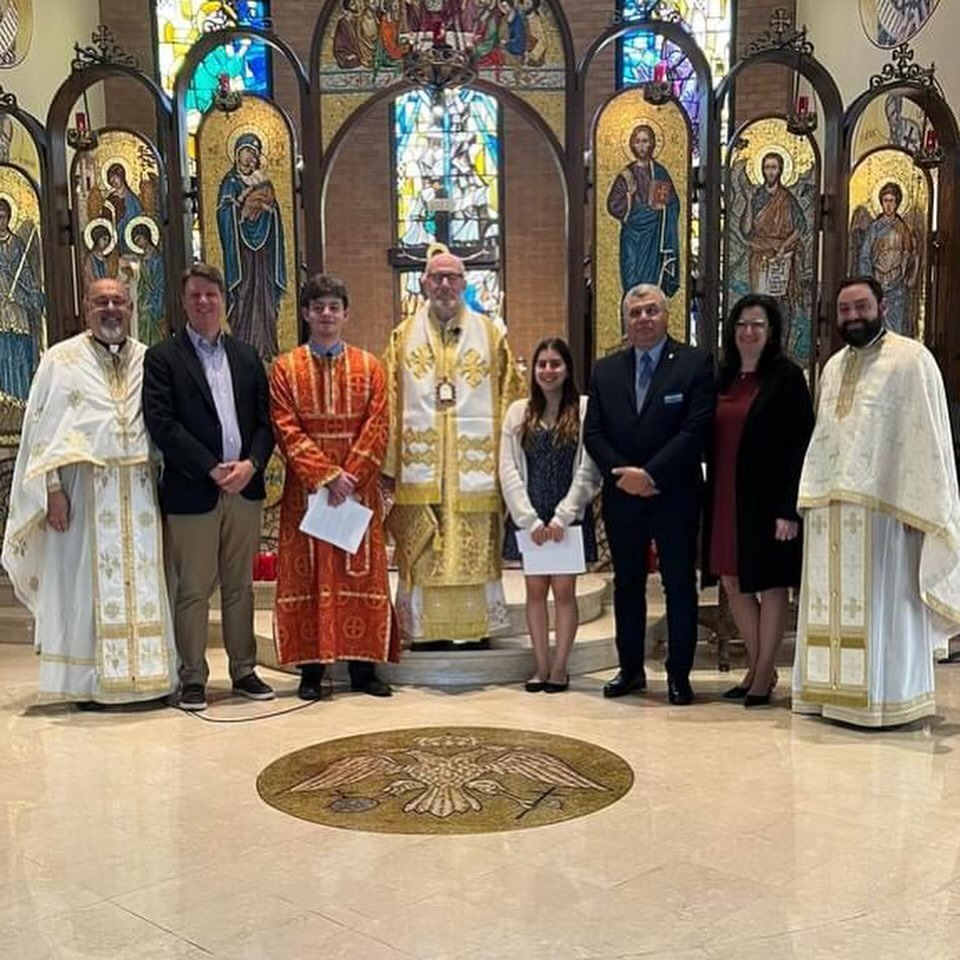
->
<box><xmin>617</xmin><ymin>0</ymin><xmax>732</xmax><ymax>146</ymax></box>
<box><xmin>392</xmin><ymin>88</ymin><xmax>503</xmax><ymax>323</ymax></box>
<box><xmin>154</xmin><ymin>1</ymin><xmax>271</xmax><ymax>155</ymax></box>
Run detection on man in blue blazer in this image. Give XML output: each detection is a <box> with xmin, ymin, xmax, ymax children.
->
<box><xmin>143</xmin><ymin>263</ymin><xmax>276</xmax><ymax>711</ymax></box>
<box><xmin>584</xmin><ymin>284</ymin><xmax>715</xmax><ymax>704</ymax></box>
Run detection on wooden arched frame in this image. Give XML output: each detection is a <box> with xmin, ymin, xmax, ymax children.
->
<box><xmin>842</xmin><ymin>83</ymin><xmax>960</xmax><ymax>399</ymax></box>
<box><xmin>46</xmin><ymin>66</ymin><xmax>172</xmax><ymax>341</ymax></box>
<box><xmin>171</xmin><ymin>26</ymin><xmax>312</xmax><ymax>315</ymax></box>
<box><xmin>716</xmin><ymin>50</ymin><xmax>843</xmax><ymax>374</ymax></box>
<box><xmin>576</xmin><ymin>17</ymin><xmax>721</xmax><ymax>370</ymax></box>
<box><xmin>0</xmin><ymin>96</ymin><xmax>52</xmax><ymax>339</ymax></box>
<box><xmin>308</xmin><ymin>0</ymin><xmax>577</xmax><ymax>357</ymax></box>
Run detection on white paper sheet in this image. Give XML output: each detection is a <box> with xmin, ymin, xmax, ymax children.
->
<box><xmin>298</xmin><ymin>487</ymin><xmax>373</xmax><ymax>555</ymax></box>
<box><xmin>515</xmin><ymin>526</ymin><xmax>586</xmax><ymax>575</ymax></box>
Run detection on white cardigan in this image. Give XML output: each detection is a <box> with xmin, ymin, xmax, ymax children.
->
<box><xmin>499</xmin><ymin>396</ymin><xmax>602</xmax><ymax>532</ymax></box>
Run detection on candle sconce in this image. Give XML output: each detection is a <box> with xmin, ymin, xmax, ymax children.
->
<box><xmin>786</xmin><ymin>95</ymin><xmax>818</xmax><ymax>136</ymax></box>
<box><xmin>213</xmin><ymin>73</ymin><xmax>241</xmax><ymax>112</ymax></box>
<box><xmin>66</xmin><ymin>110</ymin><xmax>98</xmax><ymax>151</ymax></box>
<box><xmin>643</xmin><ymin>62</ymin><xmax>674</xmax><ymax>106</ymax></box>
<box><xmin>914</xmin><ymin>128</ymin><xmax>943</xmax><ymax>169</ymax></box>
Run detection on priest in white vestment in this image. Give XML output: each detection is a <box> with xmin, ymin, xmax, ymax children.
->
<box><xmin>382</xmin><ymin>247</ymin><xmax>525</xmax><ymax>647</ymax></box>
<box><xmin>1</xmin><ymin>278</ymin><xmax>177</xmax><ymax>705</ymax></box>
<box><xmin>793</xmin><ymin>276</ymin><xmax>960</xmax><ymax>727</ymax></box>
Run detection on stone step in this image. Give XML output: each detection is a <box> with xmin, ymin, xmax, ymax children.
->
<box><xmin>254</xmin><ymin>608</ymin><xmax>619</xmax><ymax>685</ymax></box>
<box><xmin>219</xmin><ymin>570</ymin><xmax>610</xmax><ymax>626</ymax></box>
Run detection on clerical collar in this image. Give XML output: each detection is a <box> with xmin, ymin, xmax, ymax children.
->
<box><xmin>91</xmin><ymin>334</ymin><xmax>126</xmax><ymax>355</ymax></box>
<box><xmin>309</xmin><ymin>339</ymin><xmax>344</xmax><ymax>359</ymax></box>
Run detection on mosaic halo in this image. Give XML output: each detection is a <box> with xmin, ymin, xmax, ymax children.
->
<box><xmin>257</xmin><ymin>726</ymin><xmax>634</xmax><ymax>835</ymax></box>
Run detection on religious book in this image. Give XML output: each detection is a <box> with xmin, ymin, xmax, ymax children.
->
<box><xmin>648</xmin><ymin>180</ymin><xmax>672</xmax><ymax>210</ymax></box>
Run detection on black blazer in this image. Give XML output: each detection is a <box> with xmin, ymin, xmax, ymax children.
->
<box><xmin>142</xmin><ymin>331</ymin><xmax>274</xmax><ymax>515</ymax></box>
<box><xmin>703</xmin><ymin>355</ymin><xmax>815</xmax><ymax>592</ymax></box>
<box><xmin>584</xmin><ymin>337</ymin><xmax>715</xmax><ymax>523</ymax></box>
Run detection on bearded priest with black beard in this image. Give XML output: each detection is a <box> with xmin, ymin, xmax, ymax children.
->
<box><xmin>791</xmin><ymin>276</ymin><xmax>960</xmax><ymax>727</ymax></box>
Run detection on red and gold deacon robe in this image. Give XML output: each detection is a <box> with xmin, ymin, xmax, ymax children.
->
<box><xmin>270</xmin><ymin>344</ymin><xmax>400</xmax><ymax>666</ymax></box>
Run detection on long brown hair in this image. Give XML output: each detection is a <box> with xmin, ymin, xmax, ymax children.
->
<box><xmin>520</xmin><ymin>338</ymin><xmax>581</xmax><ymax>449</ymax></box>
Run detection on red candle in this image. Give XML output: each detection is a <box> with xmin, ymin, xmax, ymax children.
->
<box><xmin>252</xmin><ymin>553</ymin><xmax>264</xmax><ymax>580</ymax></box>
<box><xmin>653</xmin><ymin>62</ymin><xmax>666</xmax><ymax>83</ymax></box>
<box><xmin>75</xmin><ymin>112</ymin><xmax>87</xmax><ymax>132</ymax></box>
<box><xmin>797</xmin><ymin>95</ymin><xmax>809</xmax><ymax>117</ymax></box>
<box><xmin>925</xmin><ymin>128</ymin><xmax>939</xmax><ymax>151</ymax></box>
<box><xmin>264</xmin><ymin>553</ymin><xmax>278</xmax><ymax>581</ymax></box>
<box><xmin>432</xmin><ymin>20</ymin><xmax>446</xmax><ymax>44</ymax></box>
<box><xmin>218</xmin><ymin>72</ymin><xmax>230</xmax><ymax>96</ymax></box>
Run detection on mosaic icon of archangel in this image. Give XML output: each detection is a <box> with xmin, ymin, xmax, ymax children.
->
<box><xmin>0</xmin><ymin>173</ymin><xmax>43</xmax><ymax>406</ymax></box>
<box><xmin>848</xmin><ymin>148</ymin><xmax>929</xmax><ymax>340</ymax></box>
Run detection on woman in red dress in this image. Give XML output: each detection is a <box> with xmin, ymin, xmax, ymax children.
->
<box><xmin>704</xmin><ymin>295</ymin><xmax>814</xmax><ymax>706</ymax></box>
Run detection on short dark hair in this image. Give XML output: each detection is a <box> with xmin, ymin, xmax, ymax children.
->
<box><xmin>181</xmin><ymin>262</ymin><xmax>225</xmax><ymax>296</ymax></box>
<box><xmin>90</xmin><ymin>224</ymin><xmax>111</xmax><ymax>245</ymax></box>
<box><xmin>718</xmin><ymin>293</ymin><xmax>784</xmax><ymax>390</ymax></box>
<box><xmin>299</xmin><ymin>273</ymin><xmax>349</xmax><ymax>310</ymax></box>
<box><xmin>837</xmin><ymin>275</ymin><xmax>884</xmax><ymax>305</ymax></box>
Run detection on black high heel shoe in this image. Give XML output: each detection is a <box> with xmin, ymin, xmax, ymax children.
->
<box><xmin>524</xmin><ymin>679</ymin><xmax>546</xmax><ymax>693</ymax></box>
<box><xmin>722</xmin><ymin>684</ymin><xmax>750</xmax><ymax>700</ymax></box>
<box><xmin>543</xmin><ymin>676</ymin><xmax>569</xmax><ymax>693</ymax></box>
<box><xmin>743</xmin><ymin>692</ymin><xmax>772</xmax><ymax>708</ymax></box>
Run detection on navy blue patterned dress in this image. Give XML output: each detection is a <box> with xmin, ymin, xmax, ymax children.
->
<box><xmin>503</xmin><ymin>425</ymin><xmax>597</xmax><ymax>563</ymax></box>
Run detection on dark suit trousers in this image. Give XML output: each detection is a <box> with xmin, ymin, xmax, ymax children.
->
<box><xmin>605</xmin><ymin>499</ymin><xmax>700</xmax><ymax>680</ymax></box>
<box><xmin>163</xmin><ymin>493</ymin><xmax>262</xmax><ymax>686</ymax></box>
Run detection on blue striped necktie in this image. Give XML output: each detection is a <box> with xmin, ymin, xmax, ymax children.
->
<box><xmin>636</xmin><ymin>351</ymin><xmax>653</xmax><ymax>413</ymax></box>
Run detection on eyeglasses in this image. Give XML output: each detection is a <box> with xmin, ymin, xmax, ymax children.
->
<box><xmin>733</xmin><ymin>320</ymin><xmax>768</xmax><ymax>330</ymax></box>
<box><xmin>427</xmin><ymin>272</ymin><xmax>465</xmax><ymax>286</ymax></box>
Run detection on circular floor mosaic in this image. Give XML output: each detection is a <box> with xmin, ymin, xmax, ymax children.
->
<box><xmin>257</xmin><ymin>726</ymin><xmax>634</xmax><ymax>834</ymax></box>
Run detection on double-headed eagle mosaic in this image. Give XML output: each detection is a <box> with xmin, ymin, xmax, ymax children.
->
<box><xmin>287</xmin><ymin>734</ymin><xmax>607</xmax><ymax>819</ymax></box>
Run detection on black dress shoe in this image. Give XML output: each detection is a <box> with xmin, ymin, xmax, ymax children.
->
<box><xmin>413</xmin><ymin>640</ymin><xmax>453</xmax><ymax>651</ymax></box>
<box><xmin>298</xmin><ymin>680</ymin><xmax>332</xmax><ymax>701</ymax></box>
<box><xmin>603</xmin><ymin>670</ymin><xmax>647</xmax><ymax>698</ymax></box>
<box><xmin>544</xmin><ymin>676</ymin><xmax>569</xmax><ymax>693</ymax></box>
<box><xmin>668</xmin><ymin>676</ymin><xmax>694</xmax><ymax>705</ymax></box>
<box><xmin>351</xmin><ymin>676</ymin><xmax>393</xmax><ymax>697</ymax></box>
<box><xmin>455</xmin><ymin>638</ymin><xmax>491</xmax><ymax>651</ymax></box>
<box><xmin>744</xmin><ymin>692</ymin><xmax>772</xmax><ymax>708</ymax></box>
<box><xmin>524</xmin><ymin>679</ymin><xmax>546</xmax><ymax>693</ymax></box>
<box><xmin>722</xmin><ymin>684</ymin><xmax>750</xmax><ymax>700</ymax></box>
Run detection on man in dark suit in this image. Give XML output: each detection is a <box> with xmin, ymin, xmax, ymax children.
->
<box><xmin>584</xmin><ymin>283</ymin><xmax>714</xmax><ymax>704</ymax></box>
<box><xmin>143</xmin><ymin>263</ymin><xmax>276</xmax><ymax>711</ymax></box>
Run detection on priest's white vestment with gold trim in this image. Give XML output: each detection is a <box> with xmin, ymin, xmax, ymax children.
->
<box><xmin>793</xmin><ymin>332</ymin><xmax>960</xmax><ymax>727</ymax></box>
<box><xmin>383</xmin><ymin>304</ymin><xmax>525</xmax><ymax>642</ymax></box>
<box><xmin>1</xmin><ymin>333</ymin><xmax>177</xmax><ymax>703</ymax></box>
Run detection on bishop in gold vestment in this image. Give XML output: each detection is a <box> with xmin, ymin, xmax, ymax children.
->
<box><xmin>1</xmin><ymin>279</ymin><xmax>177</xmax><ymax>704</ymax></box>
<box><xmin>793</xmin><ymin>279</ymin><xmax>960</xmax><ymax>727</ymax></box>
<box><xmin>383</xmin><ymin>251</ymin><xmax>524</xmax><ymax>644</ymax></box>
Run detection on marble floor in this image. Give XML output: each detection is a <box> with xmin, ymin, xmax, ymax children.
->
<box><xmin>3</xmin><ymin>644</ymin><xmax>960</xmax><ymax>960</ymax></box>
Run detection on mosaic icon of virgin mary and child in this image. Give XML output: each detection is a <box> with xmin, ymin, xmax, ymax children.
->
<box><xmin>216</xmin><ymin>131</ymin><xmax>286</xmax><ymax>362</ymax></box>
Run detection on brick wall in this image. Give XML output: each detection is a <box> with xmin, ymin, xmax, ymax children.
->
<box><xmin>733</xmin><ymin>0</ymin><xmax>797</xmax><ymax>128</ymax></box>
<box><xmin>96</xmin><ymin>0</ymin><xmax>798</xmax><ymax>361</ymax></box>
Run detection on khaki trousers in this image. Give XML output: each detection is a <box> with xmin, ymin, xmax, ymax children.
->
<box><xmin>163</xmin><ymin>494</ymin><xmax>262</xmax><ymax>686</ymax></box>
